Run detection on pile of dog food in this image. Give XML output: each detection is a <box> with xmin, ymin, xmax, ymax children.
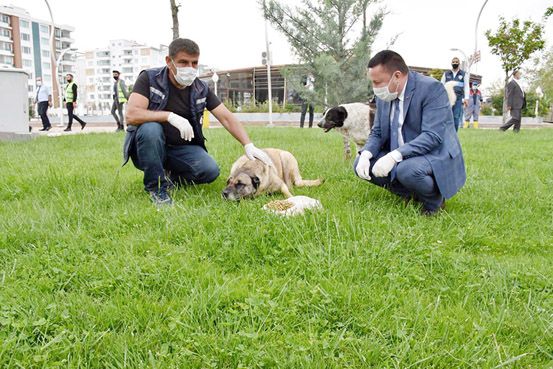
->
<box><xmin>263</xmin><ymin>196</ymin><xmax>323</xmax><ymax>216</ymax></box>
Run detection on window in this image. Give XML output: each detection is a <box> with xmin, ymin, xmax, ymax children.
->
<box><xmin>1</xmin><ymin>14</ymin><xmax>10</xmax><ymax>25</ymax></box>
<box><xmin>41</xmin><ymin>37</ymin><xmax>49</xmax><ymax>46</ymax></box>
<box><xmin>42</xmin><ymin>50</ymin><xmax>50</xmax><ymax>58</ymax></box>
<box><xmin>122</xmin><ymin>67</ymin><xmax>133</xmax><ymax>73</ymax></box>
<box><xmin>89</xmin><ymin>94</ymin><xmax>95</xmax><ymax>99</ymax></box>
<box><xmin>0</xmin><ymin>28</ymin><xmax>11</xmax><ymax>38</ymax></box>
<box><xmin>96</xmin><ymin>51</ymin><xmax>110</xmax><ymax>58</ymax></box>
<box><xmin>101</xmin><ymin>68</ymin><xmax>110</xmax><ymax>74</ymax></box>
<box><xmin>28</xmin><ymin>85</ymin><xmax>34</xmax><ymax>92</ymax></box>
<box><xmin>22</xmin><ymin>46</ymin><xmax>31</xmax><ymax>54</ymax></box>
<box><xmin>23</xmin><ymin>59</ymin><xmax>32</xmax><ymax>67</ymax></box>
<box><xmin>0</xmin><ymin>54</ymin><xmax>14</xmax><ymax>65</ymax></box>
<box><xmin>21</xmin><ymin>33</ymin><xmax>30</xmax><ymax>41</ymax></box>
<box><xmin>43</xmin><ymin>62</ymin><xmax>51</xmax><ymax>69</ymax></box>
<box><xmin>97</xmin><ymin>60</ymin><xmax>110</xmax><ymax>66</ymax></box>
<box><xmin>40</xmin><ymin>24</ymin><xmax>49</xmax><ymax>33</ymax></box>
<box><xmin>20</xmin><ymin>19</ymin><xmax>30</xmax><ymax>28</ymax></box>
<box><xmin>0</xmin><ymin>41</ymin><xmax>13</xmax><ymax>52</ymax></box>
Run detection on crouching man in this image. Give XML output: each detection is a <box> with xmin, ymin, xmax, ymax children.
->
<box><xmin>124</xmin><ymin>38</ymin><xmax>272</xmax><ymax>206</ymax></box>
<box><xmin>354</xmin><ymin>50</ymin><xmax>466</xmax><ymax>215</ymax></box>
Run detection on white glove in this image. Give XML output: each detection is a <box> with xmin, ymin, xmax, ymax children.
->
<box><xmin>372</xmin><ymin>150</ymin><xmax>402</xmax><ymax>177</ymax></box>
<box><xmin>355</xmin><ymin>150</ymin><xmax>373</xmax><ymax>180</ymax></box>
<box><xmin>167</xmin><ymin>112</ymin><xmax>194</xmax><ymax>141</ymax></box>
<box><xmin>244</xmin><ymin>143</ymin><xmax>273</xmax><ymax>166</ymax></box>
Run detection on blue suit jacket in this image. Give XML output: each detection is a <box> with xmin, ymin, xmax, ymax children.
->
<box><xmin>363</xmin><ymin>71</ymin><xmax>466</xmax><ymax>199</ymax></box>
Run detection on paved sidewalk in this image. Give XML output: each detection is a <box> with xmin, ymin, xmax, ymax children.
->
<box><xmin>29</xmin><ymin>114</ymin><xmax>553</xmax><ymax>136</ymax></box>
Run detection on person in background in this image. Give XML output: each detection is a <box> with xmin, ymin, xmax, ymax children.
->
<box><xmin>111</xmin><ymin>70</ymin><xmax>129</xmax><ymax>132</ymax></box>
<box><xmin>500</xmin><ymin>68</ymin><xmax>526</xmax><ymax>133</ymax></box>
<box><xmin>63</xmin><ymin>73</ymin><xmax>87</xmax><ymax>132</ymax></box>
<box><xmin>299</xmin><ymin>73</ymin><xmax>315</xmax><ymax>128</ymax></box>
<box><xmin>35</xmin><ymin>77</ymin><xmax>52</xmax><ymax>131</ymax></box>
<box><xmin>441</xmin><ymin>57</ymin><xmax>468</xmax><ymax>131</ymax></box>
<box><xmin>464</xmin><ymin>82</ymin><xmax>483</xmax><ymax>129</ymax></box>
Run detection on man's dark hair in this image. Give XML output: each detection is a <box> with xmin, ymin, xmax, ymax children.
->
<box><xmin>169</xmin><ymin>38</ymin><xmax>200</xmax><ymax>57</ymax></box>
<box><xmin>66</xmin><ymin>73</ymin><xmax>73</xmax><ymax>78</ymax></box>
<box><xmin>368</xmin><ymin>50</ymin><xmax>409</xmax><ymax>74</ymax></box>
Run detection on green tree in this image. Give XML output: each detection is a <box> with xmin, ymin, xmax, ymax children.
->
<box><xmin>428</xmin><ymin>68</ymin><xmax>444</xmax><ymax>81</ymax></box>
<box><xmin>486</xmin><ymin>16</ymin><xmax>546</xmax><ymax>122</ymax></box>
<box><xmin>169</xmin><ymin>0</ymin><xmax>180</xmax><ymax>40</ymax></box>
<box><xmin>260</xmin><ymin>0</ymin><xmax>384</xmax><ymax>107</ymax></box>
<box><xmin>527</xmin><ymin>47</ymin><xmax>553</xmax><ymax>116</ymax></box>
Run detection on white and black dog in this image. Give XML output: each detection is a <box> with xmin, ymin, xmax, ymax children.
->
<box><xmin>318</xmin><ymin>101</ymin><xmax>375</xmax><ymax>159</ymax></box>
<box><xmin>318</xmin><ymin>82</ymin><xmax>456</xmax><ymax>159</ymax></box>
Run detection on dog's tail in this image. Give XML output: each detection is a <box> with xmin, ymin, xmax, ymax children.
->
<box><xmin>444</xmin><ymin>81</ymin><xmax>457</xmax><ymax>106</ymax></box>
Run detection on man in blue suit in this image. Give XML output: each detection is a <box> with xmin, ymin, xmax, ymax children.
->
<box><xmin>354</xmin><ymin>50</ymin><xmax>466</xmax><ymax>215</ymax></box>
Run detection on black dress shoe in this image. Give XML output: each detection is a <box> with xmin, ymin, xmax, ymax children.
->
<box><xmin>63</xmin><ymin>127</ymin><xmax>71</xmax><ymax>132</ymax></box>
<box><xmin>80</xmin><ymin>122</ymin><xmax>87</xmax><ymax>130</ymax></box>
<box><xmin>39</xmin><ymin>128</ymin><xmax>47</xmax><ymax>131</ymax></box>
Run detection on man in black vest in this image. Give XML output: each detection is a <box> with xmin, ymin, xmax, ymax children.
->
<box><xmin>500</xmin><ymin>68</ymin><xmax>526</xmax><ymax>133</ymax></box>
<box><xmin>124</xmin><ymin>38</ymin><xmax>272</xmax><ymax>207</ymax></box>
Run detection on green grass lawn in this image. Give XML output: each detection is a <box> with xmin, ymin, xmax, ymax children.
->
<box><xmin>1</xmin><ymin>127</ymin><xmax>552</xmax><ymax>368</ymax></box>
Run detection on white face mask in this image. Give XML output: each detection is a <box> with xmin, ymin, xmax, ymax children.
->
<box><xmin>373</xmin><ymin>73</ymin><xmax>399</xmax><ymax>102</ymax></box>
<box><xmin>171</xmin><ymin>60</ymin><xmax>197</xmax><ymax>87</ymax></box>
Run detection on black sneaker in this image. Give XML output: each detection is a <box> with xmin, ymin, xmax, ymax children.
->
<box><xmin>149</xmin><ymin>190</ymin><xmax>173</xmax><ymax>207</ymax></box>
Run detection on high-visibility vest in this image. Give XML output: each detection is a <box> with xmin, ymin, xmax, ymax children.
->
<box><xmin>117</xmin><ymin>81</ymin><xmax>127</xmax><ymax>103</ymax></box>
<box><xmin>65</xmin><ymin>82</ymin><xmax>75</xmax><ymax>103</ymax></box>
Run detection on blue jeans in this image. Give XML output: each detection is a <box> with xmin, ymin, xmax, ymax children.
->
<box><xmin>354</xmin><ymin>151</ymin><xmax>444</xmax><ymax>212</ymax></box>
<box><xmin>130</xmin><ymin>122</ymin><xmax>220</xmax><ymax>192</ymax></box>
<box><xmin>452</xmin><ymin>97</ymin><xmax>463</xmax><ymax>131</ymax></box>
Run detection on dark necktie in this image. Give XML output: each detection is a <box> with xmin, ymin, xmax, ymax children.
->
<box><xmin>390</xmin><ymin>98</ymin><xmax>400</xmax><ymax>152</ymax></box>
<box><xmin>36</xmin><ymin>86</ymin><xmax>41</xmax><ymax>102</ymax></box>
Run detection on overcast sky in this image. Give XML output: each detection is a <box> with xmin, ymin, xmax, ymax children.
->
<box><xmin>8</xmin><ymin>0</ymin><xmax>553</xmax><ymax>94</ymax></box>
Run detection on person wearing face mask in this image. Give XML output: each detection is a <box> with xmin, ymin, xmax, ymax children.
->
<box><xmin>441</xmin><ymin>57</ymin><xmax>469</xmax><ymax>131</ymax></box>
<box><xmin>111</xmin><ymin>70</ymin><xmax>129</xmax><ymax>132</ymax></box>
<box><xmin>355</xmin><ymin>50</ymin><xmax>466</xmax><ymax>215</ymax></box>
<box><xmin>63</xmin><ymin>73</ymin><xmax>87</xmax><ymax>132</ymax></box>
<box><xmin>464</xmin><ymin>82</ymin><xmax>483</xmax><ymax>129</ymax></box>
<box><xmin>124</xmin><ymin>38</ymin><xmax>273</xmax><ymax>207</ymax></box>
<box><xmin>35</xmin><ymin>77</ymin><xmax>52</xmax><ymax>131</ymax></box>
<box><xmin>500</xmin><ymin>68</ymin><xmax>527</xmax><ymax>133</ymax></box>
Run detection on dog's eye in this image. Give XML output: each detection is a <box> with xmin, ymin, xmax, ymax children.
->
<box><xmin>236</xmin><ymin>183</ymin><xmax>244</xmax><ymax>188</ymax></box>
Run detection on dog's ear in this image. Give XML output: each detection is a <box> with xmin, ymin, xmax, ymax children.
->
<box><xmin>337</xmin><ymin>106</ymin><xmax>348</xmax><ymax>121</ymax></box>
<box><xmin>251</xmin><ymin>176</ymin><xmax>261</xmax><ymax>190</ymax></box>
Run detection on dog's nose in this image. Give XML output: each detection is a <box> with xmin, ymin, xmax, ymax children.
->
<box><xmin>222</xmin><ymin>189</ymin><xmax>230</xmax><ymax>199</ymax></box>
<box><xmin>317</xmin><ymin>121</ymin><xmax>323</xmax><ymax>128</ymax></box>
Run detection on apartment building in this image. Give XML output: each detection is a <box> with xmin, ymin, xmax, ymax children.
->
<box><xmin>0</xmin><ymin>5</ymin><xmax>75</xmax><ymax>103</ymax></box>
<box><xmin>76</xmin><ymin>39</ymin><xmax>168</xmax><ymax>113</ymax></box>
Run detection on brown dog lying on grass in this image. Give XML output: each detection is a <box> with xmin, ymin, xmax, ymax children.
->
<box><xmin>222</xmin><ymin>148</ymin><xmax>322</xmax><ymax>201</ymax></box>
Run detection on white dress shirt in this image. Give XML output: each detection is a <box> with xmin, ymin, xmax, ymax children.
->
<box><xmin>390</xmin><ymin>84</ymin><xmax>406</xmax><ymax>147</ymax></box>
<box><xmin>36</xmin><ymin>85</ymin><xmax>51</xmax><ymax>103</ymax></box>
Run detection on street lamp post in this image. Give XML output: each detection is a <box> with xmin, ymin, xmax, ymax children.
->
<box><xmin>474</xmin><ymin>0</ymin><xmax>489</xmax><ymax>73</ymax></box>
<box><xmin>535</xmin><ymin>86</ymin><xmax>544</xmax><ymax>119</ymax></box>
<box><xmin>211</xmin><ymin>70</ymin><xmax>219</xmax><ymax>96</ymax></box>
<box><xmin>43</xmin><ymin>0</ymin><xmax>60</xmax><ymax>116</ymax></box>
<box><xmin>263</xmin><ymin>0</ymin><xmax>273</xmax><ymax>127</ymax></box>
<box><xmin>55</xmin><ymin>47</ymin><xmax>76</xmax><ymax>127</ymax></box>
